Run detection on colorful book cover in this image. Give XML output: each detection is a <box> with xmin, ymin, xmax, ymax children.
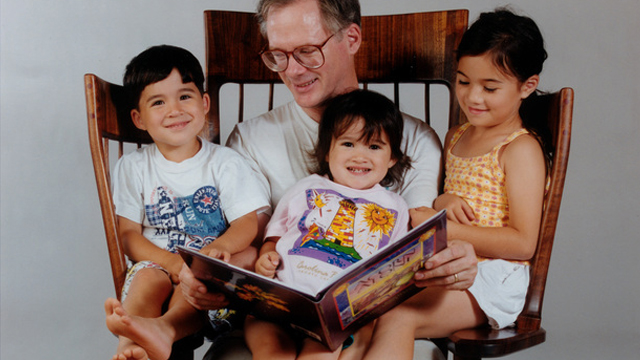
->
<box><xmin>178</xmin><ymin>210</ymin><xmax>447</xmax><ymax>350</ymax></box>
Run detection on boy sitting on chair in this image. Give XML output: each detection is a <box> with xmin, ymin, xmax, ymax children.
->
<box><xmin>104</xmin><ymin>44</ymin><xmax>269</xmax><ymax>360</ymax></box>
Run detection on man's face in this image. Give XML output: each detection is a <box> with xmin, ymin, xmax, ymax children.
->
<box><xmin>265</xmin><ymin>0</ymin><xmax>358</xmax><ymax>120</ymax></box>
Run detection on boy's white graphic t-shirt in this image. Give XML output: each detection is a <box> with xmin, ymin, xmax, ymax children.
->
<box><xmin>113</xmin><ymin>138</ymin><xmax>270</xmax><ymax>253</ymax></box>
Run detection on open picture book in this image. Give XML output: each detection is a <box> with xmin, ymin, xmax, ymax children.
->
<box><xmin>178</xmin><ymin>210</ymin><xmax>447</xmax><ymax>350</ymax></box>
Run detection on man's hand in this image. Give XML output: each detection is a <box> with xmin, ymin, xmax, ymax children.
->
<box><xmin>178</xmin><ymin>264</ymin><xmax>229</xmax><ymax>310</ymax></box>
<box><xmin>415</xmin><ymin>240</ymin><xmax>478</xmax><ymax>290</ymax></box>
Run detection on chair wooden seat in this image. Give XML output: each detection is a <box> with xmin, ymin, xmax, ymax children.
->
<box><xmin>84</xmin><ymin>74</ymin><xmax>202</xmax><ymax>360</ymax></box>
<box><xmin>445</xmin><ymin>326</ymin><xmax>546</xmax><ymax>358</ymax></box>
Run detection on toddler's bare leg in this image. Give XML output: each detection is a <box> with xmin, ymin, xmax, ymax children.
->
<box><xmin>244</xmin><ymin>315</ymin><xmax>296</xmax><ymax>360</ymax></box>
<box><xmin>297</xmin><ymin>337</ymin><xmax>341</xmax><ymax>360</ymax></box>
<box><xmin>229</xmin><ymin>245</ymin><xmax>258</xmax><ymax>271</ymax></box>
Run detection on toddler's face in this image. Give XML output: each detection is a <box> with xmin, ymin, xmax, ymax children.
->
<box><xmin>327</xmin><ymin>118</ymin><xmax>396</xmax><ymax>190</ymax></box>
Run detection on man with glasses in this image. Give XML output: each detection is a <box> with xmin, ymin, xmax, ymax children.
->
<box><xmin>181</xmin><ymin>0</ymin><xmax>479</xmax><ymax>357</ymax></box>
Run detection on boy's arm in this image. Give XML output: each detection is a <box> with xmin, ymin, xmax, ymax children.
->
<box><xmin>118</xmin><ymin>216</ymin><xmax>183</xmax><ymax>279</ymax></box>
<box><xmin>201</xmin><ymin>210</ymin><xmax>259</xmax><ymax>257</ymax></box>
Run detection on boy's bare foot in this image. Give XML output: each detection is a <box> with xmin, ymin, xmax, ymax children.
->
<box><xmin>105</xmin><ymin>298</ymin><xmax>173</xmax><ymax>360</ymax></box>
<box><xmin>112</xmin><ymin>337</ymin><xmax>148</xmax><ymax>360</ymax></box>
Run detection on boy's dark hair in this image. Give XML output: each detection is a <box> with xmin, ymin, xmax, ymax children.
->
<box><xmin>123</xmin><ymin>45</ymin><xmax>205</xmax><ymax>109</ymax></box>
<box><xmin>457</xmin><ymin>8</ymin><xmax>552</xmax><ymax>168</ymax></box>
<box><xmin>313</xmin><ymin>89</ymin><xmax>411</xmax><ymax>188</ymax></box>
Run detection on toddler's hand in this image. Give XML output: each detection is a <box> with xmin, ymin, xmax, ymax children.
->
<box><xmin>433</xmin><ymin>193</ymin><xmax>475</xmax><ymax>225</ymax></box>
<box><xmin>409</xmin><ymin>206</ymin><xmax>439</xmax><ymax>228</ymax></box>
<box><xmin>255</xmin><ymin>251</ymin><xmax>280</xmax><ymax>278</ymax></box>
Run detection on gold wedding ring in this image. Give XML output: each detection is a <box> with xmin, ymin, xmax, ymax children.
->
<box><xmin>453</xmin><ymin>273</ymin><xmax>459</xmax><ymax>283</ymax></box>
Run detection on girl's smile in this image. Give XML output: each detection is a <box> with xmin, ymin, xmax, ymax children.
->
<box><xmin>326</xmin><ymin>118</ymin><xmax>397</xmax><ymax>190</ymax></box>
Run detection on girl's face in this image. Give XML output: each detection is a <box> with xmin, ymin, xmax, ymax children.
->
<box><xmin>456</xmin><ymin>53</ymin><xmax>538</xmax><ymax>129</ymax></box>
<box><xmin>326</xmin><ymin>118</ymin><xmax>397</xmax><ymax>190</ymax></box>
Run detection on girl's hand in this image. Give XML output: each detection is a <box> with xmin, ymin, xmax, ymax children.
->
<box><xmin>434</xmin><ymin>193</ymin><xmax>475</xmax><ymax>225</ymax></box>
<box><xmin>255</xmin><ymin>251</ymin><xmax>280</xmax><ymax>278</ymax></box>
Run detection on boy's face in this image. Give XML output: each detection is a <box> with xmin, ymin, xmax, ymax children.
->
<box><xmin>131</xmin><ymin>68</ymin><xmax>210</xmax><ymax>161</ymax></box>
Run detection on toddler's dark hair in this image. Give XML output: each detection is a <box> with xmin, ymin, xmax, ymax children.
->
<box><xmin>123</xmin><ymin>45</ymin><xmax>205</xmax><ymax>109</ymax></box>
<box><xmin>457</xmin><ymin>8</ymin><xmax>552</xmax><ymax>166</ymax></box>
<box><xmin>313</xmin><ymin>89</ymin><xmax>411</xmax><ymax>187</ymax></box>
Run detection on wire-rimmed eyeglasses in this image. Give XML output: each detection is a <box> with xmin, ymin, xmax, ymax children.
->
<box><xmin>260</xmin><ymin>33</ymin><xmax>337</xmax><ymax>72</ymax></box>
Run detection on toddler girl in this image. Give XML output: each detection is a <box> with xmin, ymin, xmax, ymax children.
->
<box><xmin>245</xmin><ymin>89</ymin><xmax>412</xmax><ymax>359</ymax></box>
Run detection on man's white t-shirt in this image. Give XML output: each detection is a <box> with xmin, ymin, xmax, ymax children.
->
<box><xmin>227</xmin><ymin>101</ymin><xmax>441</xmax><ymax>210</ymax></box>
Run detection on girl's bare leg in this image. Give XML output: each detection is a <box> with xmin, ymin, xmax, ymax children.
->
<box><xmin>338</xmin><ymin>322</ymin><xmax>375</xmax><ymax>360</ymax></box>
<box><xmin>297</xmin><ymin>337</ymin><xmax>341</xmax><ymax>360</ymax></box>
<box><xmin>363</xmin><ymin>287</ymin><xmax>486</xmax><ymax>360</ymax></box>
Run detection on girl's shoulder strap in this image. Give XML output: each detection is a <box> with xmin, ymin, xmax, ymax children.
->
<box><xmin>448</xmin><ymin>122</ymin><xmax>472</xmax><ymax>150</ymax></box>
<box><xmin>492</xmin><ymin>128</ymin><xmax>531</xmax><ymax>156</ymax></box>
<box><xmin>500</xmin><ymin>128</ymin><xmax>530</xmax><ymax>147</ymax></box>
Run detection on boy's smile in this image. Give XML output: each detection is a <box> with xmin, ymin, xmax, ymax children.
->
<box><xmin>131</xmin><ymin>69</ymin><xmax>210</xmax><ymax>162</ymax></box>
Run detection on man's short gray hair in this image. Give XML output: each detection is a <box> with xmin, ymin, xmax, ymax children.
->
<box><xmin>256</xmin><ymin>0</ymin><xmax>361</xmax><ymax>39</ymax></box>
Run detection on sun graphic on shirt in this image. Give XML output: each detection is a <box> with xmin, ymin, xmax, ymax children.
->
<box><xmin>361</xmin><ymin>203</ymin><xmax>396</xmax><ymax>236</ymax></box>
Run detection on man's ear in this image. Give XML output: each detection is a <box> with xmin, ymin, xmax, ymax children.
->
<box><xmin>345</xmin><ymin>23</ymin><xmax>361</xmax><ymax>55</ymax></box>
<box><xmin>131</xmin><ymin>109</ymin><xmax>146</xmax><ymax>130</ymax></box>
<box><xmin>521</xmin><ymin>74</ymin><xmax>540</xmax><ymax>99</ymax></box>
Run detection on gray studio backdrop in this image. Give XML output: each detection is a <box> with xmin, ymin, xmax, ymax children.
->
<box><xmin>2</xmin><ymin>0</ymin><xmax>639</xmax><ymax>358</ymax></box>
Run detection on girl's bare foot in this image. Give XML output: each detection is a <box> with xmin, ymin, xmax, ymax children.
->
<box><xmin>105</xmin><ymin>298</ymin><xmax>173</xmax><ymax>360</ymax></box>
